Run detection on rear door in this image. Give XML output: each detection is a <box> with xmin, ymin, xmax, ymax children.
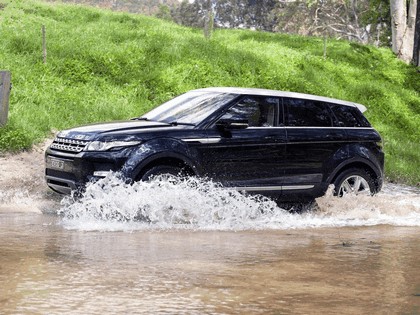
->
<box><xmin>282</xmin><ymin>98</ymin><xmax>346</xmax><ymax>191</ymax></box>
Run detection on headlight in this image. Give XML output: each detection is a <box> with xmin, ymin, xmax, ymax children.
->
<box><xmin>84</xmin><ymin>140</ymin><xmax>141</xmax><ymax>151</ymax></box>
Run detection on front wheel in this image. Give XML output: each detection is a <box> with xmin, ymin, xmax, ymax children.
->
<box><xmin>333</xmin><ymin>168</ymin><xmax>375</xmax><ymax>197</ymax></box>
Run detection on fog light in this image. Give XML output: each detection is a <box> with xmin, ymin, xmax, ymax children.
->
<box><xmin>93</xmin><ymin>171</ymin><xmax>111</xmax><ymax>177</ymax></box>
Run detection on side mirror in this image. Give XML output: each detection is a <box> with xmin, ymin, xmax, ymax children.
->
<box><xmin>216</xmin><ymin>119</ymin><xmax>249</xmax><ymax>131</ymax></box>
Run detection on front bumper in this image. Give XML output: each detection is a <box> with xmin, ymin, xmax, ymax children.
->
<box><xmin>45</xmin><ymin>147</ymin><xmax>134</xmax><ymax>195</ymax></box>
<box><xmin>45</xmin><ymin>175</ymin><xmax>78</xmax><ymax>194</ymax></box>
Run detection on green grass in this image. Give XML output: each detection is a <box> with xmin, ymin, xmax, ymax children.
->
<box><xmin>0</xmin><ymin>0</ymin><xmax>419</xmax><ymax>185</ymax></box>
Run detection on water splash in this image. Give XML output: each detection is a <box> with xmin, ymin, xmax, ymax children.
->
<box><xmin>0</xmin><ymin>189</ymin><xmax>58</xmax><ymax>213</ymax></box>
<box><xmin>59</xmin><ymin>173</ymin><xmax>420</xmax><ymax>231</ymax></box>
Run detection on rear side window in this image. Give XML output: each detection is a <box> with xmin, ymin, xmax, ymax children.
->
<box><xmin>284</xmin><ymin>98</ymin><xmax>332</xmax><ymax>127</ymax></box>
<box><xmin>329</xmin><ymin>104</ymin><xmax>371</xmax><ymax>127</ymax></box>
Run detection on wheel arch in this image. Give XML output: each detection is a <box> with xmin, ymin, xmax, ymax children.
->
<box><xmin>328</xmin><ymin>160</ymin><xmax>382</xmax><ymax>193</ymax></box>
<box><xmin>133</xmin><ymin>153</ymin><xmax>198</xmax><ymax>181</ymax></box>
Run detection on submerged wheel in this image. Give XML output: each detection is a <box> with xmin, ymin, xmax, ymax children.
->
<box><xmin>333</xmin><ymin>168</ymin><xmax>375</xmax><ymax>197</ymax></box>
<box><xmin>140</xmin><ymin>165</ymin><xmax>184</xmax><ymax>182</ymax></box>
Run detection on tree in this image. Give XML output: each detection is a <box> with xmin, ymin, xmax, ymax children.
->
<box><xmin>242</xmin><ymin>0</ymin><xmax>278</xmax><ymax>31</ymax></box>
<box><xmin>414</xmin><ymin>0</ymin><xmax>420</xmax><ymax>65</ymax></box>
<box><xmin>357</xmin><ymin>0</ymin><xmax>391</xmax><ymax>46</ymax></box>
<box><xmin>203</xmin><ymin>0</ymin><xmax>214</xmax><ymax>38</ymax></box>
<box><xmin>214</xmin><ymin>0</ymin><xmax>247</xmax><ymax>28</ymax></box>
<box><xmin>173</xmin><ymin>0</ymin><xmax>279</xmax><ymax>32</ymax></box>
<box><xmin>390</xmin><ymin>0</ymin><xmax>417</xmax><ymax>63</ymax></box>
<box><xmin>172</xmin><ymin>0</ymin><xmax>205</xmax><ymax>28</ymax></box>
<box><xmin>273</xmin><ymin>0</ymin><xmax>390</xmax><ymax>45</ymax></box>
<box><xmin>156</xmin><ymin>4</ymin><xmax>172</xmax><ymax>21</ymax></box>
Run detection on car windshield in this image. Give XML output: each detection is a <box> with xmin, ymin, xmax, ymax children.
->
<box><xmin>142</xmin><ymin>91</ymin><xmax>237</xmax><ymax>125</ymax></box>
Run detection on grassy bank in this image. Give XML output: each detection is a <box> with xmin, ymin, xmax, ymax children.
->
<box><xmin>0</xmin><ymin>0</ymin><xmax>419</xmax><ymax>185</ymax></box>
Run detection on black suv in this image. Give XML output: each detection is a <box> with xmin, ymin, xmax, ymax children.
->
<box><xmin>45</xmin><ymin>87</ymin><xmax>384</xmax><ymax>200</ymax></box>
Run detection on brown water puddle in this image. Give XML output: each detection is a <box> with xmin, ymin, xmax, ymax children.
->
<box><xmin>0</xmin><ymin>212</ymin><xmax>419</xmax><ymax>314</ymax></box>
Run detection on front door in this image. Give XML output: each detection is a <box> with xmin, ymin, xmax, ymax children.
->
<box><xmin>198</xmin><ymin>95</ymin><xmax>287</xmax><ymax>193</ymax></box>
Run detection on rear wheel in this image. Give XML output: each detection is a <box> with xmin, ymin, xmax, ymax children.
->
<box><xmin>140</xmin><ymin>165</ymin><xmax>184</xmax><ymax>182</ymax></box>
<box><xmin>333</xmin><ymin>168</ymin><xmax>375</xmax><ymax>197</ymax></box>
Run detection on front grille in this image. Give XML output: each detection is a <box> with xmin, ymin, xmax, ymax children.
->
<box><xmin>50</xmin><ymin>137</ymin><xmax>89</xmax><ymax>153</ymax></box>
<box><xmin>46</xmin><ymin>168</ymin><xmax>77</xmax><ymax>181</ymax></box>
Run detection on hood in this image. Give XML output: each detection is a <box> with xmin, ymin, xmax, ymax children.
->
<box><xmin>57</xmin><ymin>120</ymin><xmax>173</xmax><ymax>141</ymax></box>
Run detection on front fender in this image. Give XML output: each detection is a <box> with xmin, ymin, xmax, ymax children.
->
<box><xmin>120</xmin><ymin>138</ymin><xmax>201</xmax><ymax>180</ymax></box>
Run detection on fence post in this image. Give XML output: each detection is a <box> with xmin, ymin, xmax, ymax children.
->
<box><xmin>42</xmin><ymin>25</ymin><xmax>47</xmax><ymax>64</ymax></box>
<box><xmin>0</xmin><ymin>71</ymin><xmax>12</xmax><ymax>127</ymax></box>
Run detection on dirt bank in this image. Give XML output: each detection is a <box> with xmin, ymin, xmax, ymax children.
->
<box><xmin>0</xmin><ymin>140</ymin><xmax>60</xmax><ymax>213</ymax></box>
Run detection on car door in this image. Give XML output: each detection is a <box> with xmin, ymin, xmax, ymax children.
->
<box><xmin>282</xmin><ymin>97</ymin><xmax>346</xmax><ymax>191</ymax></box>
<box><xmin>198</xmin><ymin>95</ymin><xmax>287</xmax><ymax>192</ymax></box>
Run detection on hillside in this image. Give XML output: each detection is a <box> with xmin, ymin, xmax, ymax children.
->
<box><xmin>0</xmin><ymin>0</ymin><xmax>419</xmax><ymax>185</ymax></box>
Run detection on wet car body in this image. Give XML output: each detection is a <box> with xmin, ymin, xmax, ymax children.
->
<box><xmin>45</xmin><ymin>87</ymin><xmax>384</xmax><ymax>201</ymax></box>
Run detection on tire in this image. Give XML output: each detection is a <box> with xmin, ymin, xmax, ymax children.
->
<box><xmin>333</xmin><ymin>168</ymin><xmax>375</xmax><ymax>197</ymax></box>
<box><xmin>140</xmin><ymin>165</ymin><xmax>184</xmax><ymax>182</ymax></box>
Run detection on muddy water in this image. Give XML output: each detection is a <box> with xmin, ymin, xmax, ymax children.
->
<box><xmin>1</xmin><ymin>177</ymin><xmax>420</xmax><ymax>314</ymax></box>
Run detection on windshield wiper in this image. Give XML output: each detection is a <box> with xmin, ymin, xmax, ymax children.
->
<box><xmin>169</xmin><ymin>121</ymin><xmax>196</xmax><ymax>126</ymax></box>
<box><xmin>130</xmin><ymin>117</ymin><xmax>148</xmax><ymax>121</ymax></box>
<box><xmin>130</xmin><ymin>117</ymin><xmax>195</xmax><ymax>126</ymax></box>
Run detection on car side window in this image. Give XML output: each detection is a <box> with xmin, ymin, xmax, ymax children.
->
<box><xmin>220</xmin><ymin>96</ymin><xmax>279</xmax><ymax>127</ymax></box>
<box><xmin>329</xmin><ymin>103</ymin><xmax>371</xmax><ymax>127</ymax></box>
<box><xmin>284</xmin><ymin>98</ymin><xmax>332</xmax><ymax>127</ymax></box>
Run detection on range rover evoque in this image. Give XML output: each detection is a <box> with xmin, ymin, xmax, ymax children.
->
<box><xmin>45</xmin><ymin>87</ymin><xmax>384</xmax><ymax>200</ymax></box>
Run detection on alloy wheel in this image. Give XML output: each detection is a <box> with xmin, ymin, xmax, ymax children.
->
<box><xmin>338</xmin><ymin>175</ymin><xmax>371</xmax><ymax>197</ymax></box>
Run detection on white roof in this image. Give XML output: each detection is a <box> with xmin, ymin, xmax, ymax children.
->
<box><xmin>193</xmin><ymin>87</ymin><xmax>367</xmax><ymax>113</ymax></box>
